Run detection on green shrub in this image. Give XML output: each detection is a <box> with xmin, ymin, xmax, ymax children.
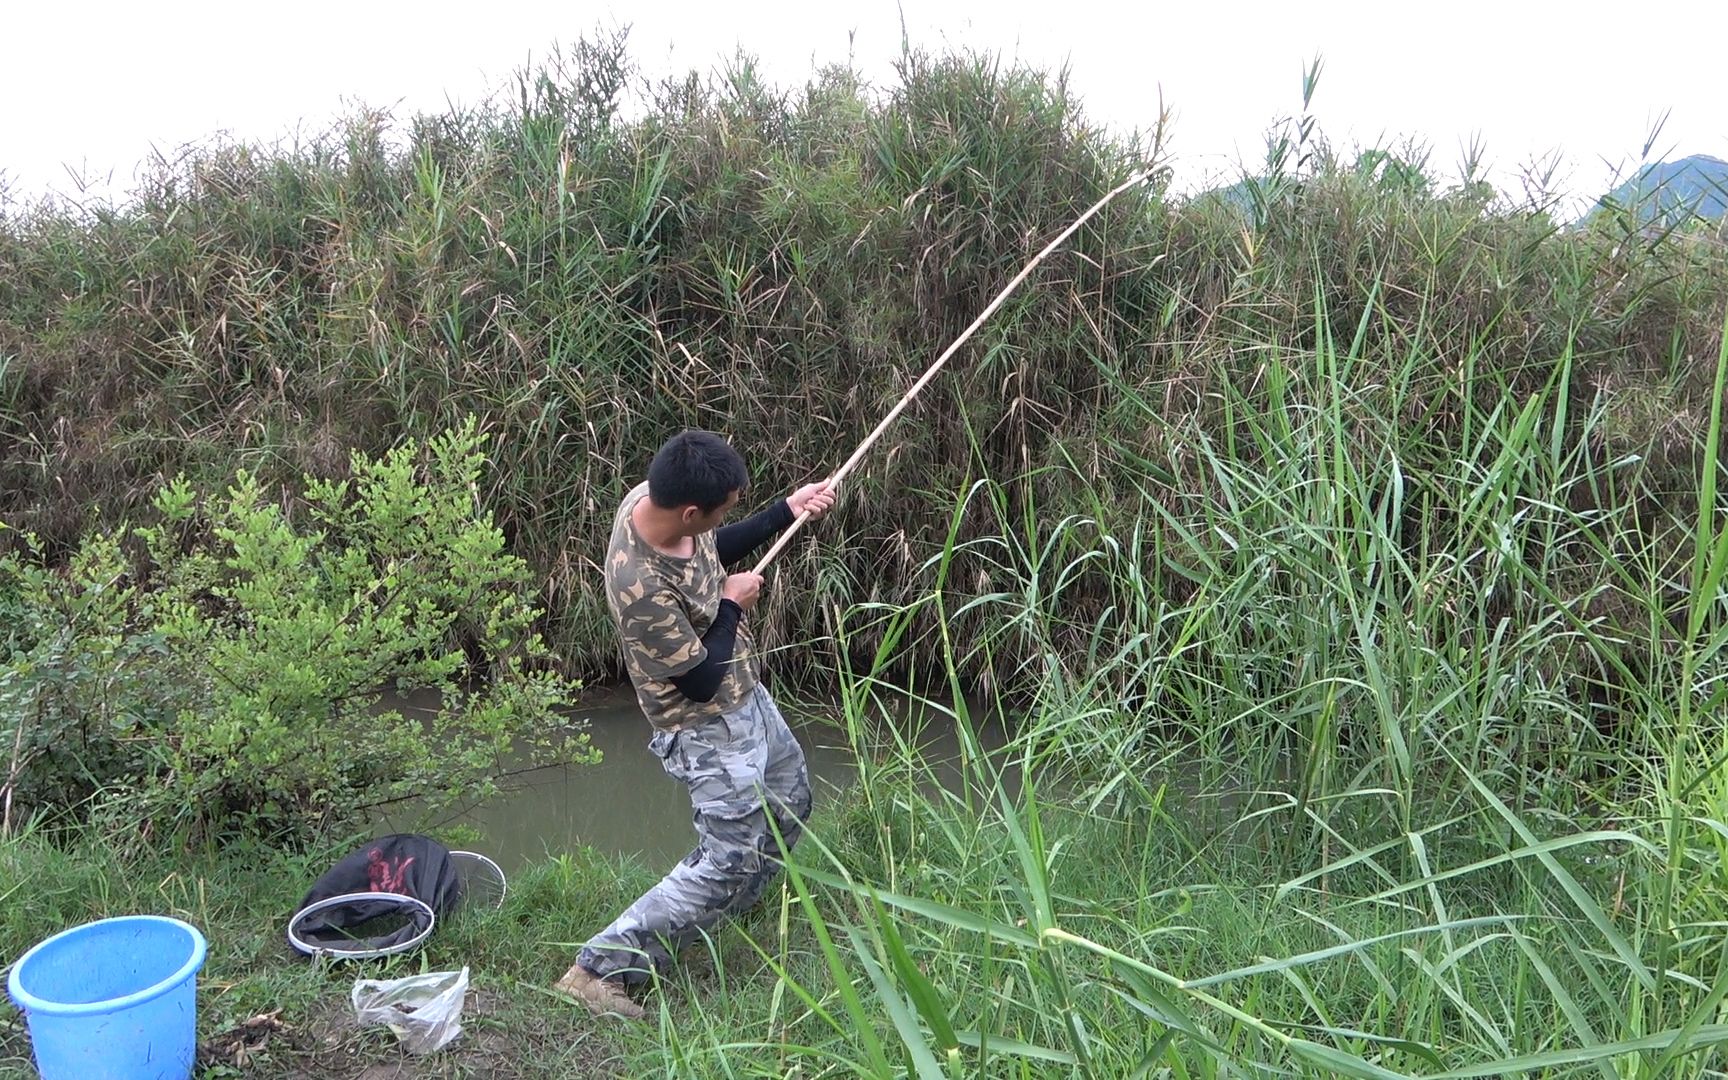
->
<box><xmin>0</xmin><ymin>419</ymin><xmax>593</xmax><ymax>841</ymax></box>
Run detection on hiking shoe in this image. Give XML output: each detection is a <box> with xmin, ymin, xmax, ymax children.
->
<box><xmin>553</xmin><ymin>963</ymin><xmax>645</xmax><ymax>1021</ymax></box>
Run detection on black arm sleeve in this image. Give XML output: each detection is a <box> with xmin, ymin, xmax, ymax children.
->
<box><xmin>714</xmin><ymin>499</ymin><xmax>795</xmax><ymax>566</ymax></box>
<box><xmin>670</xmin><ymin>599</ymin><xmax>744</xmax><ymax>703</ymax></box>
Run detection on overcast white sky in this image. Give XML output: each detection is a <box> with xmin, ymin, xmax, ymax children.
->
<box><xmin>3</xmin><ymin>0</ymin><xmax>1725</xmax><ymax>212</ymax></box>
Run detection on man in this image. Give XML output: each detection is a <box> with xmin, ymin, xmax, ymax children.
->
<box><xmin>554</xmin><ymin>429</ymin><xmax>836</xmax><ymax>1019</ymax></box>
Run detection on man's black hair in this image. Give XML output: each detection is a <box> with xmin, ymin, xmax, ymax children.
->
<box><xmin>647</xmin><ymin>430</ymin><xmax>748</xmax><ymax>513</ymax></box>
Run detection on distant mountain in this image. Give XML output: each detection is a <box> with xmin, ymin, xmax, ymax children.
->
<box><xmin>1595</xmin><ymin>155</ymin><xmax>1728</xmax><ymax>226</ymax></box>
<box><xmin>1192</xmin><ymin>177</ymin><xmax>1256</xmax><ymax>213</ymax></box>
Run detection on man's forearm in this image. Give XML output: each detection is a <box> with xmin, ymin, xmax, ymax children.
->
<box><xmin>714</xmin><ymin>499</ymin><xmax>794</xmax><ymax>565</ymax></box>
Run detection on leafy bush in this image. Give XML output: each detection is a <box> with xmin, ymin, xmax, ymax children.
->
<box><xmin>0</xmin><ymin>419</ymin><xmax>592</xmax><ymax>840</ymax></box>
<box><xmin>0</xmin><ymin>529</ymin><xmax>160</xmax><ymax>834</ymax></box>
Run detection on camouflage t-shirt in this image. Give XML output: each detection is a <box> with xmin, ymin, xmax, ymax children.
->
<box><xmin>604</xmin><ymin>481</ymin><xmax>760</xmax><ymax>730</ymax></box>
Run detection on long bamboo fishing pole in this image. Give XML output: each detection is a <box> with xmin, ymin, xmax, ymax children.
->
<box><xmin>752</xmin><ymin>169</ymin><xmax>1153</xmax><ymax>575</ymax></box>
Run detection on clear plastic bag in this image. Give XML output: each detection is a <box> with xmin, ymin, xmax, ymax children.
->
<box><xmin>350</xmin><ymin>966</ymin><xmax>469</xmax><ymax>1055</ymax></box>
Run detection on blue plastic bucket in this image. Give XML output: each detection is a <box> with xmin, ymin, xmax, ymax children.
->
<box><xmin>6</xmin><ymin>915</ymin><xmax>207</xmax><ymax>1080</ymax></box>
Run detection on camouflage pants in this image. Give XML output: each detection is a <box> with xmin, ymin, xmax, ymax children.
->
<box><xmin>576</xmin><ymin>683</ymin><xmax>813</xmax><ymax>986</ymax></box>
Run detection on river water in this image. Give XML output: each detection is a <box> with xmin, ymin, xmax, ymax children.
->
<box><xmin>377</xmin><ymin>682</ymin><xmax>1009</xmax><ymax>873</ymax></box>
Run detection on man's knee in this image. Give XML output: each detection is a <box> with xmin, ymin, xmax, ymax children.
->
<box><xmin>698</xmin><ymin>803</ymin><xmax>776</xmax><ymax>875</ymax></box>
<box><xmin>786</xmin><ymin>782</ymin><xmax>813</xmax><ymax>823</ymax></box>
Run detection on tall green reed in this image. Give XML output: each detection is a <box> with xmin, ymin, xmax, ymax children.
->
<box><xmin>646</xmin><ymin>289</ymin><xmax>1728</xmax><ymax>1077</ymax></box>
<box><xmin>3</xmin><ymin>33</ymin><xmax>1722</xmax><ymax>686</ymax></box>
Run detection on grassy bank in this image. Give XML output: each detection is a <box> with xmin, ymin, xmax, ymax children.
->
<box><xmin>0</xmin><ymin>773</ymin><xmax>1388</xmax><ymax>1079</ymax></box>
<box><xmin>5</xmin><ymin>636</ymin><xmax>1725</xmax><ymax>1077</ymax></box>
<box><xmin>0</xmin><ymin>823</ymin><xmax>653</xmax><ymax>1078</ymax></box>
